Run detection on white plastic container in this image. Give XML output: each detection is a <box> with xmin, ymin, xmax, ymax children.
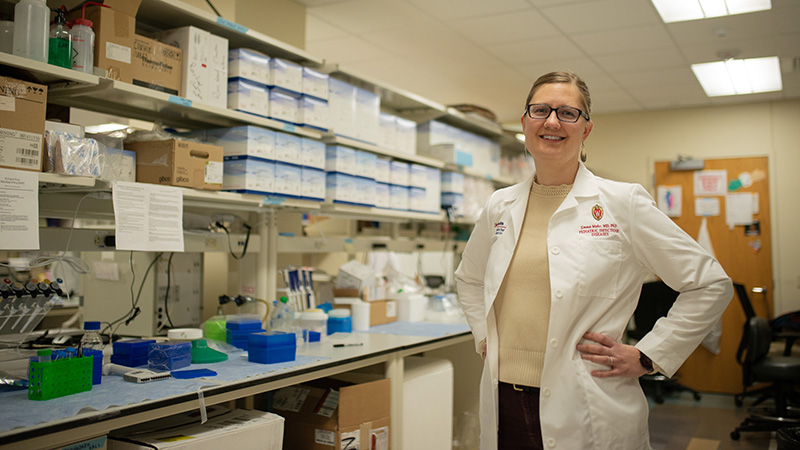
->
<box><xmin>351</xmin><ymin>301</ymin><xmax>370</xmax><ymax>331</ymax></box>
<box><xmin>12</xmin><ymin>0</ymin><xmax>49</xmax><ymax>62</ymax></box>
<box><xmin>297</xmin><ymin>309</ymin><xmax>328</xmax><ymax>342</ymax></box>
<box><xmin>71</xmin><ymin>19</ymin><xmax>95</xmax><ymax>73</ymax></box>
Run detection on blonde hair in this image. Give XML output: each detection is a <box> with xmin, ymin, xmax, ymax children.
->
<box><xmin>525</xmin><ymin>71</ymin><xmax>592</xmax><ymax>117</ymax></box>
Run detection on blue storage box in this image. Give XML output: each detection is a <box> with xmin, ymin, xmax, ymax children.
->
<box><xmin>226</xmin><ymin>316</ymin><xmax>264</xmax><ymax>330</ymax></box>
<box><xmin>227</xmin><ymin>327</ymin><xmax>266</xmax><ymax>349</ymax></box>
<box><xmin>83</xmin><ymin>349</ymin><xmax>103</xmax><ymax>385</ymax></box>
<box><xmin>327</xmin><ymin>316</ymin><xmax>352</xmax><ymax>335</ymax></box>
<box><xmin>113</xmin><ymin>338</ymin><xmax>155</xmax><ymax>355</ymax></box>
<box><xmin>110</xmin><ymin>354</ymin><xmax>148</xmax><ymax>368</ymax></box>
<box><xmin>248</xmin><ymin>331</ymin><xmax>296</xmax><ymax>364</ymax></box>
<box><xmin>148</xmin><ymin>341</ymin><xmax>191</xmax><ymax>372</ymax></box>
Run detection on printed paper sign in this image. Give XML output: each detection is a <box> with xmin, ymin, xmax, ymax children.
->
<box><xmin>694</xmin><ymin>170</ymin><xmax>727</xmax><ymax>196</ymax></box>
<box><xmin>272</xmin><ymin>387</ymin><xmax>310</xmax><ymax>412</ymax></box>
<box><xmin>0</xmin><ymin>168</ymin><xmax>39</xmax><ymax>249</ymax></box>
<box><xmin>113</xmin><ymin>181</ymin><xmax>184</xmax><ymax>252</ymax></box>
<box><xmin>695</xmin><ymin>197</ymin><xmax>720</xmax><ymax>217</ymax></box>
<box><xmin>657</xmin><ymin>185</ymin><xmax>682</xmax><ymax>217</ymax></box>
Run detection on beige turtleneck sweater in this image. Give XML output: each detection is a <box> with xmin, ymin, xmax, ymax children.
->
<box><xmin>495</xmin><ymin>180</ymin><xmax>572</xmax><ymax>387</ymax></box>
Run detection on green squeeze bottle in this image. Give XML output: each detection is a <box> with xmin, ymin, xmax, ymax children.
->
<box><xmin>48</xmin><ymin>7</ymin><xmax>71</xmax><ymax>68</ymax></box>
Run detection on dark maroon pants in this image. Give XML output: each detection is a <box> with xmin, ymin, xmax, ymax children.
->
<box><xmin>498</xmin><ymin>382</ymin><xmax>544</xmax><ymax>450</ymax></box>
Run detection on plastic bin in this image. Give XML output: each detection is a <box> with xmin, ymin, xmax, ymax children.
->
<box><xmin>248</xmin><ymin>331</ymin><xmax>296</xmax><ymax>364</ymax></box>
<box><xmin>28</xmin><ymin>355</ymin><xmax>94</xmax><ymax>400</ymax></box>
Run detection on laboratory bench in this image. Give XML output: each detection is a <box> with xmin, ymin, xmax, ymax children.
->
<box><xmin>0</xmin><ymin>321</ymin><xmax>471</xmax><ymax>450</ymax></box>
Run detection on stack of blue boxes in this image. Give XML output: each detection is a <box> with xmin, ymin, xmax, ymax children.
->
<box><xmin>148</xmin><ymin>341</ymin><xmax>192</xmax><ymax>372</ymax></box>
<box><xmin>226</xmin><ymin>316</ymin><xmax>265</xmax><ymax>350</ymax></box>
<box><xmin>110</xmin><ymin>339</ymin><xmax>156</xmax><ymax>368</ymax></box>
<box><xmin>247</xmin><ymin>331</ymin><xmax>296</xmax><ymax>364</ymax></box>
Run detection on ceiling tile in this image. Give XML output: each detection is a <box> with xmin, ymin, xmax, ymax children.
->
<box><xmin>361</xmin><ymin>21</ymin><xmax>474</xmax><ymax>60</ymax></box>
<box><xmin>406</xmin><ymin>0</ymin><xmax>531</xmax><ymax>21</ymax></box>
<box><xmin>539</xmin><ymin>0</ymin><xmax>662</xmax><ymax>34</ymax></box>
<box><xmin>572</xmin><ymin>25</ymin><xmax>675</xmax><ymax>55</ymax></box>
<box><xmin>679</xmin><ymin>33</ymin><xmax>800</xmax><ymax>64</ymax></box>
<box><xmin>594</xmin><ymin>48</ymin><xmax>687</xmax><ymax>74</ymax></box>
<box><xmin>612</xmin><ymin>67</ymin><xmax>699</xmax><ymax>89</ymax></box>
<box><xmin>448</xmin><ymin>9</ymin><xmax>558</xmax><ymax>44</ymax></box>
<box><xmin>487</xmin><ymin>37</ymin><xmax>586</xmax><ymax>65</ymax></box>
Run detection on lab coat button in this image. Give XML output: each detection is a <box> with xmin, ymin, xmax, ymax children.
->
<box><xmin>543</xmin><ymin>387</ymin><xmax>551</xmax><ymax>397</ymax></box>
<box><xmin>547</xmin><ymin>437</ymin><xmax>556</xmax><ymax>447</ymax></box>
<box><xmin>550</xmin><ymin>338</ymin><xmax>558</xmax><ymax>348</ymax></box>
<box><xmin>550</xmin><ymin>247</ymin><xmax>560</xmax><ymax>255</ymax></box>
<box><xmin>554</xmin><ymin>290</ymin><xmax>563</xmax><ymax>298</ymax></box>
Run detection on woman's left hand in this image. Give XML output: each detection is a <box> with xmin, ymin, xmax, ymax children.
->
<box><xmin>576</xmin><ymin>332</ymin><xmax>648</xmax><ymax>378</ymax></box>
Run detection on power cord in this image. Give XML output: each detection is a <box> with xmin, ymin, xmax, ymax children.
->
<box><xmin>163</xmin><ymin>252</ymin><xmax>175</xmax><ymax>328</ymax></box>
<box><xmin>102</xmin><ymin>251</ymin><xmax>162</xmax><ymax>338</ymax></box>
<box><xmin>216</xmin><ymin>221</ymin><xmax>251</xmax><ymax>260</ymax></box>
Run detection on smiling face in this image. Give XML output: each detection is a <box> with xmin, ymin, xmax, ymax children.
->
<box><xmin>521</xmin><ymin>82</ymin><xmax>593</xmax><ymax>180</ymax></box>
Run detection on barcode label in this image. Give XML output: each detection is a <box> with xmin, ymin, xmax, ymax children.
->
<box><xmin>0</xmin><ymin>127</ymin><xmax>41</xmax><ymax>170</ymax></box>
<box><xmin>16</xmin><ymin>157</ymin><xmax>37</xmax><ymax>165</ymax></box>
<box><xmin>272</xmin><ymin>387</ymin><xmax>310</xmax><ymax>412</ymax></box>
<box><xmin>16</xmin><ymin>148</ymin><xmax>39</xmax><ymax>156</ymax></box>
<box><xmin>314</xmin><ymin>389</ymin><xmax>340</xmax><ymax>418</ymax></box>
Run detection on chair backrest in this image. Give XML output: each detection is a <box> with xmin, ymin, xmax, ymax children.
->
<box><xmin>740</xmin><ymin>316</ymin><xmax>772</xmax><ymax>365</ymax></box>
<box><xmin>633</xmin><ymin>281</ymin><xmax>679</xmax><ymax>333</ymax></box>
<box><xmin>734</xmin><ymin>282</ymin><xmax>756</xmax><ymax>320</ymax></box>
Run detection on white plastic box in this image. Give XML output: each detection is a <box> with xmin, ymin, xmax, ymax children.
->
<box><xmin>223</xmin><ymin>155</ymin><xmax>274</xmax><ymax>195</ymax></box>
<box><xmin>354</xmin><ymin>150</ymin><xmax>377</xmax><ymax>179</ymax></box>
<box><xmin>441</xmin><ymin>192</ymin><xmax>464</xmax><ymax>216</ymax></box>
<box><xmin>298</xmin><ymin>95</ymin><xmax>329</xmax><ymax>131</ymax></box>
<box><xmin>274</xmin><ymin>162</ymin><xmax>301</xmax><ymax>198</ymax></box>
<box><xmin>301</xmin><ymin>137</ymin><xmax>325</xmax><ymax>170</ymax></box>
<box><xmin>205</xmin><ymin>126</ymin><xmax>275</xmax><ymax>161</ymax></box>
<box><xmin>402</xmin><ymin>357</ymin><xmax>454</xmax><ymax>450</ymax></box>
<box><xmin>355</xmin><ymin>177</ymin><xmax>376</xmax><ymax>207</ymax></box>
<box><xmin>375</xmin><ymin>157</ymin><xmax>391</xmax><ymax>184</ymax></box>
<box><xmin>154</xmin><ymin>26</ymin><xmax>228</xmax><ymax>109</ymax></box>
<box><xmin>269</xmin><ymin>58</ymin><xmax>303</xmax><ymax>94</ymax></box>
<box><xmin>425</xmin><ymin>166</ymin><xmax>442</xmax><ymax>214</ymax></box>
<box><xmin>409</xmin><ymin>186</ymin><xmax>426</xmax><ymax>212</ymax></box>
<box><xmin>325</xmin><ymin>145</ymin><xmax>356</xmax><ymax>175</ymax></box>
<box><xmin>390</xmin><ymin>160</ymin><xmax>410</xmax><ymax>186</ymax></box>
<box><xmin>328</xmin><ymin>78</ymin><xmax>357</xmax><ymax>140</ymax></box>
<box><xmin>441</xmin><ymin>171</ymin><xmax>465</xmax><ymax>193</ymax></box>
<box><xmin>390</xmin><ymin>184</ymin><xmax>409</xmax><ymax>211</ymax></box>
<box><xmin>409</xmin><ymin>163</ymin><xmax>427</xmax><ymax>188</ymax></box>
<box><xmin>301</xmin><ymin>167</ymin><xmax>325</xmax><ymax>201</ymax></box>
<box><xmin>228</xmin><ymin>48</ymin><xmax>269</xmax><ymax>86</ymax></box>
<box><xmin>227</xmin><ymin>78</ymin><xmax>270</xmax><ymax>118</ymax></box>
<box><xmin>375</xmin><ymin>182</ymin><xmax>390</xmax><ymax>209</ymax></box>
<box><xmin>378</xmin><ymin>112</ymin><xmax>396</xmax><ymax>150</ymax></box>
<box><xmin>275</xmin><ymin>132</ymin><xmax>302</xmax><ymax>165</ymax></box>
<box><xmin>355</xmin><ymin>87</ymin><xmax>379</xmax><ymax>144</ymax></box>
<box><xmin>395</xmin><ymin>117</ymin><xmax>417</xmax><ymax>155</ymax></box>
<box><xmin>302</xmin><ymin>67</ymin><xmax>329</xmax><ymax>100</ymax></box>
<box><xmin>270</xmin><ymin>89</ymin><xmax>300</xmax><ymax>125</ymax></box>
<box><xmin>326</xmin><ymin>172</ymin><xmax>357</xmax><ymax>204</ymax></box>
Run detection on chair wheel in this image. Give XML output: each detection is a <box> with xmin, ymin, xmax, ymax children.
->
<box><xmin>735</xmin><ymin>397</ymin><xmax>743</xmax><ymax>407</ymax></box>
<box><xmin>694</xmin><ymin>392</ymin><xmax>702</xmax><ymax>401</ymax></box>
<box><xmin>656</xmin><ymin>396</ymin><xmax>665</xmax><ymax>404</ymax></box>
<box><xmin>731</xmin><ymin>431</ymin><xmax>740</xmax><ymax>440</ymax></box>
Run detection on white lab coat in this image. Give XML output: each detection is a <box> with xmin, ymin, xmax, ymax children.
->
<box><xmin>455</xmin><ymin>164</ymin><xmax>732</xmax><ymax>450</ymax></box>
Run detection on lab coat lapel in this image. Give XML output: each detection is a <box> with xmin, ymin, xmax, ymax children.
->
<box><xmin>553</xmin><ymin>163</ymin><xmax>599</xmax><ymax>216</ymax></box>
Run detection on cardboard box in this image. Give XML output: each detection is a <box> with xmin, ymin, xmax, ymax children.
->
<box><xmin>332</xmin><ymin>291</ymin><xmax>398</xmax><ymax>327</ymax></box>
<box><xmin>69</xmin><ymin>0</ymin><xmax>142</xmax><ymax>83</ymax></box>
<box><xmin>125</xmin><ymin>139</ymin><xmax>223</xmax><ymax>190</ymax></box>
<box><xmin>132</xmin><ymin>35</ymin><xmax>182</xmax><ymax>96</ymax></box>
<box><xmin>108</xmin><ymin>408</ymin><xmax>284</xmax><ymax>449</ymax></box>
<box><xmin>0</xmin><ymin>76</ymin><xmax>47</xmax><ymax>172</ymax></box>
<box><xmin>153</xmin><ymin>27</ymin><xmax>229</xmax><ymax>109</ymax></box>
<box><xmin>274</xmin><ymin>377</ymin><xmax>390</xmax><ymax>450</ymax></box>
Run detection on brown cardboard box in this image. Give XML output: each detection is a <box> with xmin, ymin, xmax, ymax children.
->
<box><xmin>0</xmin><ymin>76</ymin><xmax>47</xmax><ymax>172</ymax></box>
<box><xmin>70</xmin><ymin>0</ymin><xmax>142</xmax><ymax>83</ymax></box>
<box><xmin>333</xmin><ymin>289</ymin><xmax>398</xmax><ymax>327</ymax></box>
<box><xmin>274</xmin><ymin>377</ymin><xmax>390</xmax><ymax>450</ymax></box>
<box><xmin>132</xmin><ymin>35</ymin><xmax>182</xmax><ymax>96</ymax></box>
<box><xmin>125</xmin><ymin>139</ymin><xmax>223</xmax><ymax>190</ymax></box>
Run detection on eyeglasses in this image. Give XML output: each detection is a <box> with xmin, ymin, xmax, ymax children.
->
<box><xmin>525</xmin><ymin>103</ymin><xmax>589</xmax><ymax>123</ymax></box>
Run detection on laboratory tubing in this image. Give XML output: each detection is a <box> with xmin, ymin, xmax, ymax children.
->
<box><xmin>0</xmin><ymin>20</ymin><xmax>14</xmax><ymax>54</ymax></box>
<box><xmin>12</xmin><ymin>0</ymin><xmax>49</xmax><ymax>62</ymax></box>
<box><xmin>48</xmin><ymin>7</ymin><xmax>71</xmax><ymax>68</ymax></box>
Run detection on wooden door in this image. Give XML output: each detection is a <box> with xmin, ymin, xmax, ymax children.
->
<box><xmin>654</xmin><ymin>156</ymin><xmax>772</xmax><ymax>394</ymax></box>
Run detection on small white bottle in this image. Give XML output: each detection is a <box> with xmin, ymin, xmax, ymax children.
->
<box><xmin>70</xmin><ymin>18</ymin><xmax>94</xmax><ymax>74</ymax></box>
<box><xmin>12</xmin><ymin>0</ymin><xmax>49</xmax><ymax>63</ymax></box>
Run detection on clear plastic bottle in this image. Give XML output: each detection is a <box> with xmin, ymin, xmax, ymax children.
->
<box><xmin>80</xmin><ymin>320</ymin><xmax>104</xmax><ymax>351</ymax></box>
<box><xmin>48</xmin><ymin>8</ymin><xmax>71</xmax><ymax>68</ymax></box>
<box><xmin>269</xmin><ymin>296</ymin><xmax>296</xmax><ymax>333</ymax></box>
<box><xmin>12</xmin><ymin>0</ymin><xmax>49</xmax><ymax>62</ymax></box>
<box><xmin>70</xmin><ymin>18</ymin><xmax>94</xmax><ymax>73</ymax></box>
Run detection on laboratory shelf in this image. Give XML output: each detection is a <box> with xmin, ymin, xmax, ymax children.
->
<box><xmin>0</xmin><ymin>53</ymin><xmax>100</xmax><ymax>86</ymax></box>
<box><xmin>317</xmin><ymin>203</ymin><xmax>445</xmax><ymax>223</ymax></box>
<box><xmin>136</xmin><ymin>0</ymin><xmax>322</xmax><ymax>65</ymax></box>
<box><xmin>47</xmin><ymin>79</ymin><xmax>323</xmax><ymax>139</ymax></box>
<box><xmin>36</xmin><ymin>227</ymin><xmax>259</xmax><ymax>253</ymax></box>
<box><xmin>277</xmin><ymin>235</ymin><xmax>465</xmax><ymax>253</ymax></box>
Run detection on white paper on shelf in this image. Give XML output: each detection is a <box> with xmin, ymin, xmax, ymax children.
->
<box><xmin>113</xmin><ymin>181</ymin><xmax>184</xmax><ymax>251</ymax></box>
<box><xmin>0</xmin><ymin>168</ymin><xmax>39</xmax><ymax>250</ymax></box>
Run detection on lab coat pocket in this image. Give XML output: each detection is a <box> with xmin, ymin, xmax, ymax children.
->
<box><xmin>578</xmin><ymin>239</ymin><xmax>622</xmax><ymax>300</ymax></box>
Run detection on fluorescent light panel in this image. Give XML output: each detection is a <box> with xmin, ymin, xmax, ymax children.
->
<box><xmin>691</xmin><ymin>56</ymin><xmax>782</xmax><ymax>96</ymax></box>
<box><xmin>651</xmin><ymin>0</ymin><xmax>770</xmax><ymax>22</ymax></box>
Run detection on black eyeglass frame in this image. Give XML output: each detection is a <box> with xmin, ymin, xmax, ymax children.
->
<box><xmin>525</xmin><ymin>103</ymin><xmax>590</xmax><ymax>123</ymax></box>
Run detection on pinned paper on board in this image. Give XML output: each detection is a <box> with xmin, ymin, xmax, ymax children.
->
<box><xmin>694</xmin><ymin>170</ymin><xmax>727</xmax><ymax>196</ymax></box>
<box><xmin>725</xmin><ymin>192</ymin><xmax>754</xmax><ymax>228</ymax></box>
<box><xmin>657</xmin><ymin>185</ymin><xmax>682</xmax><ymax>217</ymax></box>
<box><xmin>695</xmin><ymin>197</ymin><xmax>721</xmax><ymax>217</ymax></box>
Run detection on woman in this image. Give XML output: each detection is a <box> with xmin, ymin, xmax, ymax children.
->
<box><xmin>455</xmin><ymin>71</ymin><xmax>732</xmax><ymax>450</ymax></box>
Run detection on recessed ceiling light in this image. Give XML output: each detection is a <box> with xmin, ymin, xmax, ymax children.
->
<box><xmin>651</xmin><ymin>0</ymin><xmax>771</xmax><ymax>23</ymax></box>
<box><xmin>691</xmin><ymin>56</ymin><xmax>782</xmax><ymax>96</ymax></box>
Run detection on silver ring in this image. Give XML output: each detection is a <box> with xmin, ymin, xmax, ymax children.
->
<box><xmin>609</xmin><ymin>356</ymin><xmax>614</xmax><ymax>367</ymax></box>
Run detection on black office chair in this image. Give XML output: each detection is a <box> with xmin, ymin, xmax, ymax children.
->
<box><xmin>627</xmin><ymin>280</ymin><xmax>702</xmax><ymax>403</ymax></box>
<box><xmin>731</xmin><ymin>316</ymin><xmax>800</xmax><ymax>440</ymax></box>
